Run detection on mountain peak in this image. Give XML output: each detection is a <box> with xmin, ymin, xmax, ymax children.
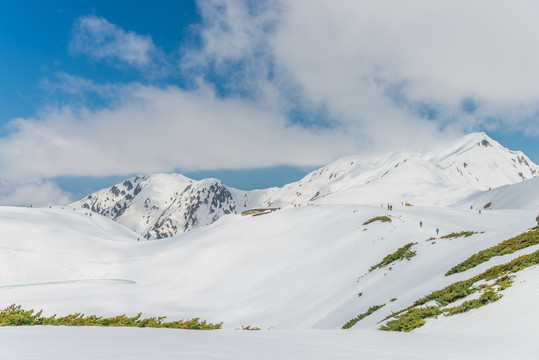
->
<box><xmin>72</xmin><ymin>132</ymin><xmax>539</xmax><ymax>239</ymax></box>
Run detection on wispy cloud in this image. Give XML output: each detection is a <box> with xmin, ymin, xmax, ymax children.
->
<box><xmin>0</xmin><ymin>180</ymin><xmax>72</xmax><ymax>206</ymax></box>
<box><xmin>70</xmin><ymin>15</ymin><xmax>156</xmax><ymax>68</ymax></box>
<box><xmin>0</xmin><ymin>83</ymin><xmax>356</xmax><ymax>182</ymax></box>
<box><xmin>186</xmin><ymin>0</ymin><xmax>539</xmax><ymax>140</ymax></box>
<box><xmin>40</xmin><ymin>72</ymin><xmax>117</xmax><ymax>97</ymax></box>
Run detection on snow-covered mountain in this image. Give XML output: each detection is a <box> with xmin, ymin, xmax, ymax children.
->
<box><xmin>72</xmin><ymin>174</ymin><xmax>247</xmax><ymax>239</ymax></box>
<box><xmin>73</xmin><ymin>132</ymin><xmax>538</xmax><ymax>239</ymax></box>
<box><xmin>258</xmin><ymin>132</ymin><xmax>538</xmax><ymax>208</ymax></box>
<box><xmin>4</xmin><ymin>164</ymin><xmax>539</xmax><ymax>357</ymax></box>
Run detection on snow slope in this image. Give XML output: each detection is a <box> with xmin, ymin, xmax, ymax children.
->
<box><xmin>454</xmin><ymin>177</ymin><xmax>539</xmax><ymax>210</ymax></box>
<box><xmin>4</xmin><ymin>132</ymin><xmax>539</xmax><ymax>358</ymax></box>
<box><xmin>2</xmin><ymin>326</ymin><xmax>537</xmax><ymax>360</ymax></box>
<box><xmin>2</xmin><ymin>198</ymin><xmax>539</xmax><ymax>357</ymax></box>
<box><xmin>72</xmin><ymin>132</ymin><xmax>539</xmax><ymax>239</ymax></box>
<box><xmin>1</xmin><ymin>204</ymin><xmax>538</xmax><ymax>333</ymax></box>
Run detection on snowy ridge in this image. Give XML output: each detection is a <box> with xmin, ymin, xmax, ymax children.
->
<box><xmin>430</xmin><ymin>132</ymin><xmax>538</xmax><ymax>188</ymax></box>
<box><xmin>259</xmin><ymin>132</ymin><xmax>539</xmax><ymax>208</ymax></box>
<box><xmin>73</xmin><ymin>174</ymin><xmax>243</xmax><ymax>239</ymax></box>
<box><xmin>455</xmin><ymin>177</ymin><xmax>539</xmax><ymax>210</ymax></box>
<box><xmin>73</xmin><ymin>133</ymin><xmax>539</xmax><ymax>239</ymax></box>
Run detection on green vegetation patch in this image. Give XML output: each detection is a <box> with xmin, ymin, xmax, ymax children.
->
<box><xmin>343</xmin><ymin>304</ymin><xmax>385</xmax><ymax>329</ymax></box>
<box><xmin>363</xmin><ymin>216</ymin><xmax>392</xmax><ymax>225</ymax></box>
<box><xmin>0</xmin><ymin>304</ymin><xmax>222</xmax><ymax>330</ymax></box>
<box><xmin>252</xmin><ymin>212</ymin><xmax>270</xmax><ymax>217</ymax></box>
<box><xmin>369</xmin><ymin>243</ymin><xmax>417</xmax><ymax>271</ymax></box>
<box><xmin>440</xmin><ymin>231</ymin><xmax>477</xmax><ymax>239</ymax></box>
<box><xmin>380</xmin><ymin>246</ymin><xmax>539</xmax><ymax>332</ymax></box>
<box><xmin>446</xmin><ymin>227</ymin><xmax>539</xmax><ymax>276</ymax></box>
<box><xmin>240</xmin><ymin>325</ymin><xmax>261</xmax><ymax>330</ymax></box>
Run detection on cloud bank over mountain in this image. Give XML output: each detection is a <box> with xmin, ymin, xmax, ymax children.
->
<box><xmin>1</xmin><ymin>0</ymin><xmax>538</xmax><ymax>205</ymax></box>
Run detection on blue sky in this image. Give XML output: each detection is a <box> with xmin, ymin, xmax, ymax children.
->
<box><xmin>0</xmin><ymin>1</ymin><xmax>538</xmax><ymax>204</ymax></box>
<box><xmin>0</xmin><ymin>1</ymin><xmax>200</xmax><ymax>122</ymax></box>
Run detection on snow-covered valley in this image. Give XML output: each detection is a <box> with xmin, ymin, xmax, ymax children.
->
<box><xmin>1</xmin><ymin>132</ymin><xmax>539</xmax><ymax>358</ymax></box>
<box><xmin>1</xmin><ymin>203</ymin><xmax>539</xmax><ymax>358</ymax></box>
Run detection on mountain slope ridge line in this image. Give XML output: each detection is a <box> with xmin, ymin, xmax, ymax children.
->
<box><xmin>72</xmin><ymin>132</ymin><xmax>539</xmax><ymax>239</ymax></box>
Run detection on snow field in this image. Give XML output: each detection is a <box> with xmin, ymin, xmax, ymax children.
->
<box><xmin>1</xmin><ymin>326</ymin><xmax>537</xmax><ymax>360</ymax></box>
<box><xmin>1</xmin><ymin>204</ymin><xmax>537</xmax><ymax>333</ymax></box>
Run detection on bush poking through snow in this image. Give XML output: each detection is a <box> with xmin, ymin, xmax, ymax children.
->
<box><xmin>440</xmin><ymin>231</ymin><xmax>477</xmax><ymax>239</ymax></box>
<box><xmin>343</xmin><ymin>304</ymin><xmax>386</xmax><ymax>329</ymax></box>
<box><xmin>380</xmin><ymin>244</ymin><xmax>539</xmax><ymax>332</ymax></box>
<box><xmin>0</xmin><ymin>305</ymin><xmax>222</xmax><ymax>330</ymax></box>
<box><xmin>362</xmin><ymin>216</ymin><xmax>391</xmax><ymax>225</ymax></box>
<box><xmin>446</xmin><ymin>227</ymin><xmax>539</xmax><ymax>276</ymax></box>
<box><xmin>369</xmin><ymin>243</ymin><xmax>417</xmax><ymax>271</ymax></box>
<box><xmin>240</xmin><ymin>325</ymin><xmax>261</xmax><ymax>330</ymax></box>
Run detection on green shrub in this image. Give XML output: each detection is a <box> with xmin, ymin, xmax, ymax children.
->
<box><xmin>446</xmin><ymin>227</ymin><xmax>539</xmax><ymax>275</ymax></box>
<box><xmin>380</xmin><ymin>244</ymin><xmax>539</xmax><ymax>332</ymax></box>
<box><xmin>0</xmin><ymin>305</ymin><xmax>222</xmax><ymax>330</ymax></box>
<box><xmin>343</xmin><ymin>304</ymin><xmax>385</xmax><ymax>329</ymax></box>
<box><xmin>379</xmin><ymin>306</ymin><xmax>441</xmax><ymax>332</ymax></box>
<box><xmin>363</xmin><ymin>216</ymin><xmax>391</xmax><ymax>225</ymax></box>
<box><xmin>240</xmin><ymin>325</ymin><xmax>261</xmax><ymax>330</ymax></box>
<box><xmin>369</xmin><ymin>243</ymin><xmax>416</xmax><ymax>271</ymax></box>
<box><xmin>252</xmin><ymin>212</ymin><xmax>270</xmax><ymax>217</ymax></box>
<box><xmin>440</xmin><ymin>231</ymin><xmax>477</xmax><ymax>239</ymax></box>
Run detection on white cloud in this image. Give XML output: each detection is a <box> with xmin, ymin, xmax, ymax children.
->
<box><xmin>70</xmin><ymin>15</ymin><xmax>156</xmax><ymax>68</ymax></box>
<box><xmin>0</xmin><ymin>180</ymin><xmax>72</xmax><ymax>206</ymax></box>
<box><xmin>188</xmin><ymin>0</ymin><xmax>539</xmax><ymax>142</ymax></box>
<box><xmin>40</xmin><ymin>72</ymin><xmax>118</xmax><ymax>97</ymax></box>
<box><xmin>0</xmin><ymin>83</ymin><xmax>357</xmax><ymax>181</ymax></box>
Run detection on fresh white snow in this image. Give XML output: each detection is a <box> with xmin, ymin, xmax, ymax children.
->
<box><xmin>1</xmin><ymin>132</ymin><xmax>539</xmax><ymax>358</ymax></box>
<box><xmin>1</xmin><ymin>326</ymin><xmax>537</xmax><ymax>360</ymax></box>
<box><xmin>0</xmin><ymin>201</ymin><xmax>538</xmax><ymax>358</ymax></box>
<box><xmin>71</xmin><ymin>132</ymin><xmax>539</xmax><ymax>239</ymax></box>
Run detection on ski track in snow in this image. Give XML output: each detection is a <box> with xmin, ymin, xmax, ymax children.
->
<box><xmin>0</xmin><ymin>279</ymin><xmax>136</xmax><ymax>290</ymax></box>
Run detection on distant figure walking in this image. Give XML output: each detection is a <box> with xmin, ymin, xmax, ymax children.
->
<box><xmin>536</xmin><ymin>214</ymin><xmax>539</xmax><ymax>226</ymax></box>
<box><xmin>420</xmin><ymin>221</ymin><xmax>423</xmax><ymax>228</ymax></box>
<box><xmin>436</xmin><ymin>228</ymin><xmax>439</xmax><ymax>235</ymax></box>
